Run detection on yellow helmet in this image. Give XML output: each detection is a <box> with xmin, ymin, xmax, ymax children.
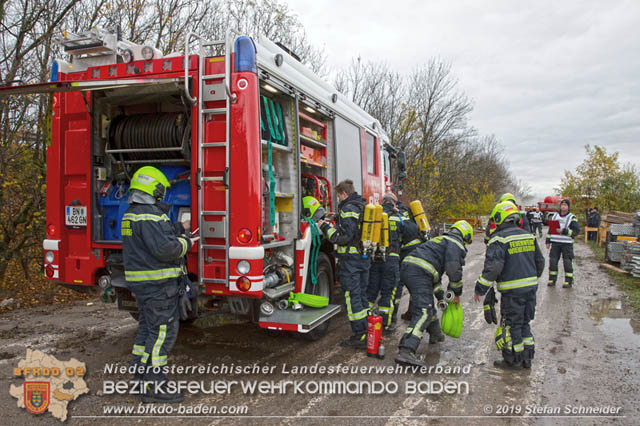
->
<box><xmin>302</xmin><ymin>196</ymin><xmax>326</xmax><ymax>221</ymax></box>
<box><xmin>491</xmin><ymin>201</ymin><xmax>520</xmax><ymax>226</ymax></box>
<box><xmin>450</xmin><ymin>220</ymin><xmax>473</xmax><ymax>245</ymax></box>
<box><xmin>129</xmin><ymin>166</ymin><xmax>171</xmax><ymax>200</ymax></box>
<box><xmin>499</xmin><ymin>192</ymin><xmax>517</xmax><ymax>205</ymax></box>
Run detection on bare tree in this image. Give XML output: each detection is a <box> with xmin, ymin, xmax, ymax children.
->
<box><xmin>0</xmin><ymin>0</ymin><xmax>81</xmax><ymax>280</ymax></box>
<box><xmin>334</xmin><ymin>56</ymin><xmax>520</xmax><ymax>219</ymax></box>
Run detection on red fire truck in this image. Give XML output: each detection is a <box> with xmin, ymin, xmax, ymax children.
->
<box><xmin>538</xmin><ymin>195</ymin><xmax>564</xmax><ymax>224</ymax></box>
<box><xmin>0</xmin><ymin>29</ymin><xmax>403</xmax><ymax>339</ymax></box>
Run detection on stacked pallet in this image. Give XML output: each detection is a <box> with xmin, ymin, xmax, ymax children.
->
<box><xmin>604</xmin><ymin>210</ymin><xmax>639</xmax><ymax>265</ymax></box>
<box><xmin>619</xmin><ymin>241</ymin><xmax>640</xmax><ymax>277</ymax></box>
<box><xmin>601</xmin><ymin>210</ymin><xmax>636</xmax><ymax>225</ymax></box>
<box><xmin>608</xmin><ymin>242</ymin><xmax>625</xmax><ymax>263</ymax></box>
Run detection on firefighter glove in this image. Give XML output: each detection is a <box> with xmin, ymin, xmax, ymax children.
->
<box><xmin>178</xmin><ymin>290</ymin><xmax>191</xmax><ymax>321</ymax></box>
<box><xmin>495</xmin><ymin>326</ymin><xmax>505</xmax><ymax>351</ymax></box>
<box><xmin>178</xmin><ymin>279</ymin><xmax>194</xmax><ymax>321</ymax></box>
<box><xmin>483</xmin><ymin>287</ymin><xmax>498</xmax><ymax>324</ymax></box>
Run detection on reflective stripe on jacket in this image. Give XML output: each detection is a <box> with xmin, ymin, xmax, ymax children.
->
<box><xmin>547</xmin><ymin>212</ymin><xmax>580</xmax><ymax>244</ymax></box>
<box><xmin>476</xmin><ymin>224</ymin><xmax>545</xmax><ymax>296</ymax></box>
<box><xmin>402</xmin><ymin>233</ymin><xmax>467</xmax><ymax>295</ymax></box>
<box><xmin>122</xmin><ymin>203</ymin><xmax>191</xmax><ymax>285</ymax></box>
<box><xmin>321</xmin><ymin>192</ymin><xmax>366</xmax><ymax>258</ymax></box>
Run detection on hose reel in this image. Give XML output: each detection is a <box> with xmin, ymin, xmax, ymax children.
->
<box><xmin>107</xmin><ymin>113</ymin><xmax>191</xmax><ymax>163</ymax></box>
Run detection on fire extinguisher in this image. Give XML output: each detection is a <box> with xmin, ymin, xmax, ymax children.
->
<box><xmin>367</xmin><ymin>314</ymin><xmax>385</xmax><ymax>359</ymax></box>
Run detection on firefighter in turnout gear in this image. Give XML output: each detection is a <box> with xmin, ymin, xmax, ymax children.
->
<box><xmin>318</xmin><ymin>179</ymin><xmax>370</xmax><ymax>348</ymax></box>
<box><xmin>393</xmin><ymin>200</ymin><xmax>424</xmax><ymax>323</ymax></box>
<box><xmin>484</xmin><ymin>193</ymin><xmax>529</xmax><ymax>244</ymax></box>
<box><xmin>122</xmin><ymin>166</ymin><xmax>199</xmax><ymax>403</ymax></box>
<box><xmin>530</xmin><ymin>208</ymin><xmax>544</xmax><ymax>238</ymax></box>
<box><xmin>395</xmin><ymin>220</ymin><xmax>472</xmax><ymax>367</ymax></box>
<box><xmin>546</xmin><ymin>199</ymin><xmax>580</xmax><ymax>288</ymax></box>
<box><xmin>474</xmin><ymin>201</ymin><xmax>545</xmax><ymax>370</ymax></box>
<box><xmin>367</xmin><ymin>193</ymin><xmax>402</xmax><ymax>332</ymax></box>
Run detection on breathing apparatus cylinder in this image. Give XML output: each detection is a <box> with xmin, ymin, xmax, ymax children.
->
<box><xmin>371</xmin><ymin>204</ymin><xmax>383</xmax><ymax>245</ymax></box>
<box><xmin>361</xmin><ymin>204</ymin><xmax>377</xmax><ymax>245</ymax></box>
<box><xmin>409</xmin><ymin>200</ymin><xmax>431</xmax><ymax>233</ymax></box>
<box><xmin>381</xmin><ymin>213</ymin><xmax>390</xmax><ymax>248</ymax></box>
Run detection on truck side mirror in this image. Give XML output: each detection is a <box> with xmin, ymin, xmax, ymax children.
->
<box><xmin>397</xmin><ymin>151</ymin><xmax>406</xmax><ymax>172</ymax></box>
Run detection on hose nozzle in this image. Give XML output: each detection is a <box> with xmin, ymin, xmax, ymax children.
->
<box><xmin>444</xmin><ymin>290</ymin><xmax>456</xmax><ymax>303</ymax></box>
<box><xmin>437</xmin><ymin>300</ymin><xmax>449</xmax><ymax>311</ymax></box>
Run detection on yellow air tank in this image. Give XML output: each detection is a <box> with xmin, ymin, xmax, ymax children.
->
<box><xmin>381</xmin><ymin>213</ymin><xmax>390</xmax><ymax>248</ymax></box>
<box><xmin>361</xmin><ymin>204</ymin><xmax>376</xmax><ymax>243</ymax></box>
<box><xmin>409</xmin><ymin>200</ymin><xmax>431</xmax><ymax>233</ymax></box>
<box><xmin>371</xmin><ymin>204</ymin><xmax>383</xmax><ymax>244</ymax></box>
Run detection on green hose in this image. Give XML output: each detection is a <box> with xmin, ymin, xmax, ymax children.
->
<box><xmin>304</xmin><ymin>218</ymin><xmax>322</xmax><ymax>285</ymax></box>
<box><xmin>262</xmin><ymin>96</ymin><xmax>277</xmax><ymax>226</ymax></box>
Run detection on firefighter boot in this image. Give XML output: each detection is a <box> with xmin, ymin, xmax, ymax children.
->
<box><xmin>395</xmin><ymin>348</ymin><xmax>426</xmax><ymax>367</ymax></box>
<box><xmin>340</xmin><ymin>333</ymin><xmax>367</xmax><ymax>349</ymax></box>
<box><xmin>522</xmin><ymin>347</ymin><xmax>534</xmax><ymax>369</ymax></box>
<box><xmin>493</xmin><ymin>360</ymin><xmax>523</xmax><ymax>371</ymax></box>
<box><xmin>382</xmin><ymin>325</ymin><xmax>397</xmax><ymax>335</ymax></box>
<box><xmin>494</xmin><ymin>349</ymin><xmax>523</xmax><ymax>371</ymax></box>
<box><xmin>141</xmin><ymin>376</ymin><xmax>184</xmax><ymax>404</ymax></box>
<box><xmin>141</xmin><ymin>386</ymin><xmax>184</xmax><ymax>404</ymax></box>
<box><xmin>427</xmin><ymin>318</ymin><xmax>445</xmax><ymax>344</ymax></box>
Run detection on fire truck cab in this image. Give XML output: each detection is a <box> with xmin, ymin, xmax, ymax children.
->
<box><xmin>0</xmin><ymin>29</ymin><xmax>401</xmax><ymax>338</ymax></box>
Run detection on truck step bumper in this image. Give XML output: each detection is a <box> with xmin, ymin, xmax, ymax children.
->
<box><xmin>259</xmin><ymin>304</ymin><xmax>341</xmax><ymax>333</ymax></box>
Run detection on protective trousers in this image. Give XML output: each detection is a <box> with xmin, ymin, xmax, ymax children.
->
<box><xmin>367</xmin><ymin>256</ymin><xmax>399</xmax><ymax>329</ymax></box>
<box><xmin>549</xmin><ymin>243</ymin><xmax>574</xmax><ymax>286</ymax></box>
<box><xmin>339</xmin><ymin>255</ymin><xmax>370</xmax><ymax>335</ymax></box>
<box><xmin>130</xmin><ymin>280</ymin><xmax>180</xmax><ymax>383</ymax></box>
<box><xmin>392</xmin><ymin>249</ymin><xmax>416</xmax><ymax>321</ymax></box>
<box><xmin>500</xmin><ymin>290</ymin><xmax>536</xmax><ymax>365</ymax></box>
<box><xmin>398</xmin><ymin>263</ymin><xmax>436</xmax><ymax>352</ymax></box>
<box><xmin>532</xmin><ymin>222</ymin><xmax>542</xmax><ymax>237</ymax></box>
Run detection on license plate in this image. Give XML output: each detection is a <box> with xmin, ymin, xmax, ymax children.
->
<box><xmin>65</xmin><ymin>205</ymin><xmax>87</xmax><ymax>227</ymax></box>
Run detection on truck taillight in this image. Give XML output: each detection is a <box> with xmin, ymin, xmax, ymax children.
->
<box><xmin>237</xmin><ymin>228</ymin><xmax>252</xmax><ymax>244</ymax></box>
<box><xmin>45</xmin><ymin>265</ymin><xmax>54</xmax><ymax>278</ymax></box>
<box><xmin>47</xmin><ymin>224</ymin><xmax>56</xmax><ymax>237</ymax></box>
<box><xmin>237</xmin><ymin>276</ymin><xmax>251</xmax><ymax>292</ymax></box>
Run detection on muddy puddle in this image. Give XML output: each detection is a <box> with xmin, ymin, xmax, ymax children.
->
<box><xmin>589</xmin><ymin>298</ymin><xmax>640</xmax><ymax>351</ymax></box>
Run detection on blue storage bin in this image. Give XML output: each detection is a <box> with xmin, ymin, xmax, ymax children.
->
<box><xmin>98</xmin><ymin>166</ymin><xmax>191</xmax><ymax>240</ymax></box>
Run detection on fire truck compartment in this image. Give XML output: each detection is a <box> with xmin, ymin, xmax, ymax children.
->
<box><xmin>259</xmin><ymin>303</ymin><xmax>341</xmax><ymax>332</ymax></box>
<box><xmin>97</xmin><ymin>165</ymin><xmax>191</xmax><ymax>240</ymax></box>
<box><xmin>90</xmin><ymin>85</ymin><xmax>194</xmax><ymax>244</ymax></box>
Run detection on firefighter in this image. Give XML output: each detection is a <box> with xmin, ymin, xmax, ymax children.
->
<box><xmin>530</xmin><ymin>208</ymin><xmax>544</xmax><ymax>238</ymax></box>
<box><xmin>122</xmin><ymin>166</ymin><xmax>199</xmax><ymax>403</ymax></box>
<box><xmin>367</xmin><ymin>192</ymin><xmax>402</xmax><ymax>333</ymax></box>
<box><xmin>393</xmin><ymin>200</ymin><xmax>424</xmax><ymax>323</ymax></box>
<box><xmin>484</xmin><ymin>193</ymin><xmax>529</xmax><ymax>244</ymax></box>
<box><xmin>526</xmin><ymin>209</ymin><xmax>535</xmax><ymax>233</ymax></box>
<box><xmin>317</xmin><ymin>179</ymin><xmax>370</xmax><ymax>348</ymax></box>
<box><xmin>474</xmin><ymin>201</ymin><xmax>545</xmax><ymax>370</ymax></box>
<box><xmin>395</xmin><ymin>220</ymin><xmax>472</xmax><ymax>367</ymax></box>
<box><xmin>546</xmin><ymin>199</ymin><xmax>580</xmax><ymax>288</ymax></box>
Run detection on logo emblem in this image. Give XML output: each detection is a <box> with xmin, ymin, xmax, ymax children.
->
<box><xmin>24</xmin><ymin>382</ymin><xmax>50</xmax><ymax>415</ymax></box>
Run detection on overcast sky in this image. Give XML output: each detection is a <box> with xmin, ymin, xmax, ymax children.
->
<box><xmin>285</xmin><ymin>0</ymin><xmax>640</xmax><ymax>201</ymax></box>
